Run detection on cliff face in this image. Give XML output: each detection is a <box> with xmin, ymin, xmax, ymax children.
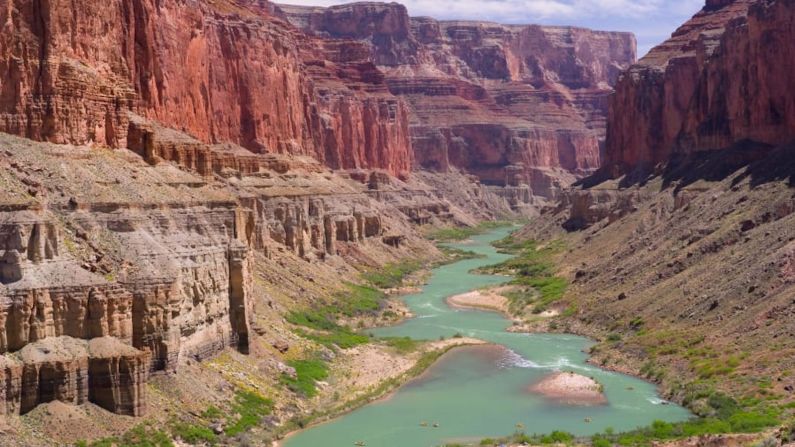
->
<box><xmin>277</xmin><ymin>2</ymin><xmax>636</xmax><ymax>199</ymax></box>
<box><xmin>0</xmin><ymin>0</ymin><xmax>412</xmax><ymax>176</ymax></box>
<box><xmin>0</xmin><ymin>139</ymin><xmax>257</xmax><ymax>416</ymax></box>
<box><xmin>0</xmin><ymin>113</ymin><xmax>507</xmax><ymax>419</ymax></box>
<box><xmin>605</xmin><ymin>0</ymin><xmax>795</xmax><ymax>173</ymax></box>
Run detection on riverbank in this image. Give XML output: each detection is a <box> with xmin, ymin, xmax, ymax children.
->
<box><xmin>280</xmin><ymin>227</ymin><xmax>698</xmax><ymax>447</ymax></box>
<box><xmin>273</xmin><ymin>337</ymin><xmax>487</xmax><ymax>446</ymax></box>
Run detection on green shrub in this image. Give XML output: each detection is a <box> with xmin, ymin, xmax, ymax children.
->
<box><xmin>592</xmin><ymin>436</ymin><xmax>612</xmax><ymax>447</ymax></box>
<box><xmin>298</xmin><ymin>328</ymin><xmax>369</xmax><ymax>349</ymax></box>
<box><xmin>382</xmin><ymin>337</ymin><xmax>420</xmax><ymax>354</ymax></box>
<box><xmin>200</xmin><ymin>405</ymin><xmax>222</xmax><ymax>420</ymax></box>
<box><xmin>727</xmin><ymin>411</ymin><xmax>779</xmax><ymax>432</ymax></box>
<box><xmin>170</xmin><ymin>422</ymin><xmax>216</xmax><ymax>445</ymax></box>
<box><xmin>362</xmin><ymin>261</ymin><xmax>421</xmax><ymax>289</ymax></box>
<box><xmin>480</xmin><ymin>238</ymin><xmax>568</xmax><ymax>313</ymax></box>
<box><xmin>540</xmin><ymin>430</ymin><xmax>574</xmax><ymax>444</ymax></box>
<box><xmin>224</xmin><ymin>390</ymin><xmax>273</xmax><ymax>436</ymax></box>
<box><xmin>281</xmin><ymin>359</ymin><xmax>329</xmax><ymax>398</ymax></box>
<box><xmin>287</xmin><ymin>282</ymin><xmax>384</xmax><ymax>350</ymax></box>
<box><xmin>83</xmin><ymin>424</ymin><xmax>174</xmax><ymax>447</ymax></box>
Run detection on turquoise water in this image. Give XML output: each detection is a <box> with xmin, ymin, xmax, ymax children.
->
<box><xmin>284</xmin><ymin>228</ymin><xmax>690</xmax><ymax>447</ymax></box>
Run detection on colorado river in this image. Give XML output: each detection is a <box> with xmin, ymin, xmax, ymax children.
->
<box><xmin>284</xmin><ymin>227</ymin><xmax>690</xmax><ymax>447</ymax></box>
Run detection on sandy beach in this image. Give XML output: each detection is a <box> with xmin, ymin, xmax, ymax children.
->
<box><xmin>339</xmin><ymin>337</ymin><xmax>487</xmax><ymax>390</ymax></box>
<box><xmin>528</xmin><ymin>371</ymin><xmax>607</xmax><ymax>406</ymax></box>
<box><xmin>446</xmin><ymin>288</ymin><xmax>511</xmax><ymax>314</ymax></box>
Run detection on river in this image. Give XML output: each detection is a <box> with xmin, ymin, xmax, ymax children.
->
<box><xmin>284</xmin><ymin>227</ymin><xmax>690</xmax><ymax>447</ymax></box>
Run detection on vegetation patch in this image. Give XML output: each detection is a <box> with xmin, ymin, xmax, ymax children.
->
<box><xmin>381</xmin><ymin>336</ymin><xmax>421</xmax><ymax>354</ymax></box>
<box><xmin>74</xmin><ymin>424</ymin><xmax>173</xmax><ymax>447</ymax></box>
<box><xmin>224</xmin><ymin>390</ymin><xmax>274</xmax><ymax>436</ymax></box>
<box><xmin>479</xmin><ymin>237</ymin><xmax>568</xmax><ymax>314</ymax></box>
<box><xmin>362</xmin><ymin>261</ymin><xmax>421</xmax><ymax>289</ymax></box>
<box><xmin>297</xmin><ymin>327</ymin><xmax>370</xmax><ymax>350</ymax></box>
<box><xmin>425</xmin><ymin>220</ymin><xmax>515</xmax><ymax>242</ymax></box>
<box><xmin>170</xmin><ymin>422</ymin><xmax>217</xmax><ymax>445</ymax></box>
<box><xmin>437</xmin><ymin>245</ymin><xmax>486</xmax><ymax>264</ymax></box>
<box><xmin>287</xmin><ymin>282</ymin><xmax>385</xmax><ymax>349</ymax></box>
<box><xmin>281</xmin><ymin>358</ymin><xmax>330</xmax><ymax>398</ymax></box>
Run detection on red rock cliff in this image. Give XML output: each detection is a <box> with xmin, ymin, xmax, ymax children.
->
<box><xmin>276</xmin><ymin>2</ymin><xmax>636</xmax><ymax>198</ymax></box>
<box><xmin>0</xmin><ymin>0</ymin><xmax>412</xmax><ymax>176</ymax></box>
<box><xmin>605</xmin><ymin>0</ymin><xmax>795</xmax><ymax>173</ymax></box>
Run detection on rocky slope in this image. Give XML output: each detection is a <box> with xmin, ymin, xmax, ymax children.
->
<box><xmin>0</xmin><ymin>109</ymin><xmax>519</xmax><ymax>430</ymax></box>
<box><xmin>275</xmin><ymin>2</ymin><xmax>636</xmax><ymax>201</ymax></box>
<box><xmin>517</xmin><ymin>0</ymin><xmax>795</xmax><ymax>412</ymax></box>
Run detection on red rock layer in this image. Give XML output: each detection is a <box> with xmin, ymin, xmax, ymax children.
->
<box><xmin>276</xmin><ymin>2</ymin><xmax>636</xmax><ymax>198</ymax></box>
<box><xmin>605</xmin><ymin>0</ymin><xmax>795</xmax><ymax>173</ymax></box>
<box><xmin>0</xmin><ymin>0</ymin><xmax>412</xmax><ymax>176</ymax></box>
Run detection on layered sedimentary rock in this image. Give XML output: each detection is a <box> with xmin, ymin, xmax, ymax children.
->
<box><xmin>277</xmin><ymin>2</ymin><xmax>636</xmax><ymax>199</ymax></box>
<box><xmin>0</xmin><ymin>138</ymin><xmax>258</xmax><ymax>415</ymax></box>
<box><xmin>0</xmin><ymin>0</ymin><xmax>412</xmax><ymax>176</ymax></box>
<box><xmin>0</xmin><ymin>121</ymin><xmax>483</xmax><ymax>417</ymax></box>
<box><xmin>605</xmin><ymin>0</ymin><xmax>795</xmax><ymax>173</ymax></box>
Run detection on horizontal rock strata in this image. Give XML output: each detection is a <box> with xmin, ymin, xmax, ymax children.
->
<box><xmin>277</xmin><ymin>2</ymin><xmax>636</xmax><ymax>200</ymax></box>
<box><xmin>605</xmin><ymin>0</ymin><xmax>795</xmax><ymax>174</ymax></box>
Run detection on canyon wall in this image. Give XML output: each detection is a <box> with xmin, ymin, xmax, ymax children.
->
<box><xmin>0</xmin><ymin>0</ymin><xmax>412</xmax><ymax>176</ymax></box>
<box><xmin>0</xmin><ymin>117</ymin><xmax>483</xmax><ymax>417</ymax></box>
<box><xmin>276</xmin><ymin>2</ymin><xmax>636</xmax><ymax>199</ymax></box>
<box><xmin>0</xmin><ymin>0</ymin><xmax>637</xmax><ymax>421</ymax></box>
<box><xmin>0</xmin><ymin>139</ymin><xmax>258</xmax><ymax>416</ymax></box>
<box><xmin>605</xmin><ymin>0</ymin><xmax>795</xmax><ymax>174</ymax></box>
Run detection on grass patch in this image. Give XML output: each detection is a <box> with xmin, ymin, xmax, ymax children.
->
<box><xmin>476</xmin><ymin>430</ymin><xmax>575</xmax><ymax>446</ymax></box>
<box><xmin>170</xmin><ymin>422</ymin><xmax>217</xmax><ymax>445</ymax></box>
<box><xmin>426</xmin><ymin>220</ymin><xmax>515</xmax><ymax>242</ymax></box>
<box><xmin>281</xmin><ymin>358</ymin><xmax>330</xmax><ymax>398</ymax></box>
<box><xmin>287</xmin><ymin>282</ymin><xmax>385</xmax><ymax>350</ymax></box>
<box><xmin>224</xmin><ymin>390</ymin><xmax>274</xmax><ymax>436</ymax></box>
<box><xmin>297</xmin><ymin>328</ymin><xmax>370</xmax><ymax>349</ymax></box>
<box><xmin>362</xmin><ymin>261</ymin><xmax>421</xmax><ymax>289</ymax></box>
<box><xmin>75</xmin><ymin>424</ymin><xmax>173</xmax><ymax>447</ymax></box>
<box><xmin>381</xmin><ymin>337</ymin><xmax>421</xmax><ymax>354</ymax></box>
<box><xmin>75</xmin><ymin>393</ymin><xmax>274</xmax><ymax>446</ymax></box>
<box><xmin>479</xmin><ymin>237</ymin><xmax>568</xmax><ymax>313</ymax></box>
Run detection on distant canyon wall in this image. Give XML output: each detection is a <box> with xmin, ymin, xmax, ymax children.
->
<box><xmin>0</xmin><ymin>0</ymin><xmax>636</xmax><ymax>197</ymax></box>
<box><xmin>276</xmin><ymin>2</ymin><xmax>636</xmax><ymax>198</ymax></box>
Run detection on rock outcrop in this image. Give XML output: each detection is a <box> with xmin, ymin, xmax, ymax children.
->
<box><xmin>605</xmin><ymin>0</ymin><xmax>795</xmax><ymax>174</ymax></box>
<box><xmin>0</xmin><ymin>0</ymin><xmax>412</xmax><ymax>176</ymax></box>
<box><xmin>0</xmin><ymin>138</ymin><xmax>256</xmax><ymax>415</ymax></box>
<box><xmin>0</xmin><ymin>120</ymin><xmax>487</xmax><ymax>418</ymax></box>
<box><xmin>277</xmin><ymin>2</ymin><xmax>636</xmax><ymax>200</ymax></box>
